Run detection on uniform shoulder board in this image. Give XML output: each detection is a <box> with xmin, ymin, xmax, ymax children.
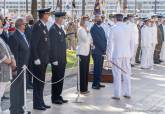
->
<box><xmin>39</xmin><ymin>23</ymin><xmax>41</xmax><ymax>27</ymax></box>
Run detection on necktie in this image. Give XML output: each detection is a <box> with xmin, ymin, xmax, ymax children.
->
<box><xmin>22</xmin><ymin>33</ymin><xmax>29</xmax><ymax>47</ymax></box>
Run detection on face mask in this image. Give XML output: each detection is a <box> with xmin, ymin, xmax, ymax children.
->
<box><xmin>96</xmin><ymin>20</ymin><xmax>102</xmax><ymax>25</ymax></box>
<box><xmin>61</xmin><ymin>19</ymin><xmax>65</xmax><ymax>25</ymax></box>
<box><xmin>29</xmin><ymin>20</ymin><xmax>34</xmax><ymax>25</ymax></box>
<box><xmin>148</xmin><ymin>23</ymin><xmax>152</xmax><ymax>27</ymax></box>
<box><xmin>85</xmin><ymin>21</ymin><xmax>89</xmax><ymax>27</ymax></box>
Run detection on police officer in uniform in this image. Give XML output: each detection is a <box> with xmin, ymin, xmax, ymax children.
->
<box><xmin>49</xmin><ymin>12</ymin><xmax>68</xmax><ymax>104</ymax></box>
<box><xmin>31</xmin><ymin>8</ymin><xmax>51</xmax><ymax>110</ymax></box>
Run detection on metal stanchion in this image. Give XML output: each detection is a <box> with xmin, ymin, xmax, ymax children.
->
<box><xmin>23</xmin><ymin>65</ymin><xmax>31</xmax><ymax>114</ymax></box>
<box><xmin>73</xmin><ymin>56</ymin><xmax>83</xmax><ymax>103</ymax></box>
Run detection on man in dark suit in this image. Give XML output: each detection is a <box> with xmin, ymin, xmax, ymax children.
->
<box><xmin>25</xmin><ymin>15</ymin><xmax>34</xmax><ymax>89</ymax></box>
<box><xmin>31</xmin><ymin>8</ymin><xmax>51</xmax><ymax>110</ymax></box>
<box><xmin>90</xmin><ymin>15</ymin><xmax>107</xmax><ymax>89</ymax></box>
<box><xmin>0</xmin><ymin>30</ymin><xmax>9</xmax><ymax>45</ymax></box>
<box><xmin>9</xmin><ymin>18</ymin><xmax>30</xmax><ymax>114</ymax></box>
<box><xmin>153</xmin><ymin>15</ymin><xmax>164</xmax><ymax>64</ymax></box>
<box><xmin>155</xmin><ymin>18</ymin><xmax>164</xmax><ymax>62</ymax></box>
<box><xmin>49</xmin><ymin>12</ymin><xmax>68</xmax><ymax>105</ymax></box>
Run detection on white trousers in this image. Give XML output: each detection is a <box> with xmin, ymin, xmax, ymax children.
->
<box><xmin>112</xmin><ymin>58</ymin><xmax>131</xmax><ymax>97</ymax></box>
<box><xmin>141</xmin><ymin>46</ymin><xmax>154</xmax><ymax>69</ymax></box>
<box><xmin>131</xmin><ymin>44</ymin><xmax>139</xmax><ymax>65</ymax></box>
<box><xmin>0</xmin><ymin>82</ymin><xmax>8</xmax><ymax>114</ymax></box>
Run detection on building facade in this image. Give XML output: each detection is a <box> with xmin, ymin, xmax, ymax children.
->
<box><xmin>0</xmin><ymin>0</ymin><xmax>165</xmax><ymax>17</ymax></box>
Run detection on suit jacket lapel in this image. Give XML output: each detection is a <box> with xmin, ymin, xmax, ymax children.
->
<box><xmin>15</xmin><ymin>30</ymin><xmax>29</xmax><ymax>48</ymax></box>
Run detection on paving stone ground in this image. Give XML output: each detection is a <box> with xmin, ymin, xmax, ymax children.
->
<box><xmin>2</xmin><ymin>64</ymin><xmax>165</xmax><ymax>114</ymax></box>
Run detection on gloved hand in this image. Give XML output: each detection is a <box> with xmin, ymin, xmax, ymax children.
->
<box><xmin>91</xmin><ymin>44</ymin><xmax>95</xmax><ymax>50</ymax></box>
<box><xmin>52</xmin><ymin>61</ymin><xmax>58</xmax><ymax>66</ymax></box>
<box><xmin>34</xmin><ymin>59</ymin><xmax>41</xmax><ymax>65</ymax></box>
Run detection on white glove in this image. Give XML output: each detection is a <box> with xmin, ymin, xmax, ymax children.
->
<box><xmin>34</xmin><ymin>59</ymin><xmax>41</xmax><ymax>65</ymax></box>
<box><xmin>52</xmin><ymin>61</ymin><xmax>58</xmax><ymax>66</ymax></box>
<box><xmin>91</xmin><ymin>44</ymin><xmax>95</xmax><ymax>50</ymax></box>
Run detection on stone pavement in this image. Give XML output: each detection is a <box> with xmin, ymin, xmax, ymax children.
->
<box><xmin>3</xmin><ymin>64</ymin><xmax>165</xmax><ymax>114</ymax></box>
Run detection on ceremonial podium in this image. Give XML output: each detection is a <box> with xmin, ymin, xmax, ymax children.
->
<box><xmin>88</xmin><ymin>68</ymin><xmax>113</xmax><ymax>83</ymax></box>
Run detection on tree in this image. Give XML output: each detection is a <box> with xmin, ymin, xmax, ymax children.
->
<box><xmin>31</xmin><ymin>0</ymin><xmax>37</xmax><ymax>20</ymax></box>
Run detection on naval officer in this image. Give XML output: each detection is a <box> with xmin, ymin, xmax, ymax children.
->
<box><xmin>31</xmin><ymin>8</ymin><xmax>51</xmax><ymax>110</ymax></box>
<box><xmin>49</xmin><ymin>12</ymin><xmax>68</xmax><ymax>105</ymax></box>
<box><xmin>107</xmin><ymin>14</ymin><xmax>132</xmax><ymax>100</ymax></box>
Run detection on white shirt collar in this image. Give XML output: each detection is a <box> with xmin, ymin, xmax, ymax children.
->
<box><xmin>55</xmin><ymin>22</ymin><xmax>62</xmax><ymax>29</ymax></box>
<box><xmin>40</xmin><ymin>19</ymin><xmax>46</xmax><ymax>26</ymax></box>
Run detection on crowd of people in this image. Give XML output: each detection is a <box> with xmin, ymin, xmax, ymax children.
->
<box><xmin>0</xmin><ymin>6</ymin><xmax>165</xmax><ymax>114</ymax></box>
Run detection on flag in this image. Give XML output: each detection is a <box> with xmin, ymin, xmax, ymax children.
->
<box><xmin>123</xmin><ymin>0</ymin><xmax>128</xmax><ymax>9</ymax></box>
<box><xmin>72</xmin><ymin>0</ymin><xmax>76</xmax><ymax>8</ymax></box>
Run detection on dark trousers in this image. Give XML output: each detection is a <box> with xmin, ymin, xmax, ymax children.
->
<box><xmin>79</xmin><ymin>55</ymin><xmax>90</xmax><ymax>92</ymax></box>
<box><xmin>154</xmin><ymin>43</ymin><xmax>162</xmax><ymax>63</ymax></box>
<box><xmin>26</xmin><ymin>62</ymin><xmax>33</xmax><ymax>87</ymax></box>
<box><xmin>10</xmin><ymin>69</ymin><xmax>24</xmax><ymax>114</ymax></box>
<box><xmin>33</xmin><ymin>64</ymin><xmax>47</xmax><ymax>107</ymax></box>
<box><xmin>92</xmin><ymin>54</ymin><xmax>104</xmax><ymax>86</ymax></box>
<box><xmin>135</xmin><ymin>45</ymin><xmax>141</xmax><ymax>63</ymax></box>
<box><xmin>51</xmin><ymin>63</ymin><xmax>66</xmax><ymax>102</ymax></box>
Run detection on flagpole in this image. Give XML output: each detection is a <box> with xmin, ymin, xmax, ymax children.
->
<box><xmin>4</xmin><ymin>0</ymin><xmax>6</xmax><ymax>17</ymax></box>
<box><xmin>53</xmin><ymin>0</ymin><xmax>55</xmax><ymax>10</ymax></box>
<box><xmin>60</xmin><ymin>0</ymin><xmax>62</xmax><ymax>11</ymax></box>
<box><xmin>82</xmin><ymin>0</ymin><xmax>85</xmax><ymax>16</ymax></box>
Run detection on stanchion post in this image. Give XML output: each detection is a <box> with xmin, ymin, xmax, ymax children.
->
<box><xmin>22</xmin><ymin>65</ymin><xmax>31</xmax><ymax>114</ymax></box>
<box><xmin>74</xmin><ymin>55</ymin><xmax>83</xmax><ymax>103</ymax></box>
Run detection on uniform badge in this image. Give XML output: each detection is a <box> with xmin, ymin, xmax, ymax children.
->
<box><xmin>45</xmin><ymin>38</ymin><xmax>48</xmax><ymax>42</ymax></box>
<box><xmin>43</xmin><ymin>30</ymin><xmax>46</xmax><ymax>34</ymax></box>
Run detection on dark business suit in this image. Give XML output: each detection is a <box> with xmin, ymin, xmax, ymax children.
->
<box><xmin>0</xmin><ymin>30</ymin><xmax>9</xmax><ymax>45</ymax></box>
<box><xmin>49</xmin><ymin>23</ymin><xmax>66</xmax><ymax>102</ymax></box>
<box><xmin>31</xmin><ymin>20</ymin><xmax>50</xmax><ymax>107</ymax></box>
<box><xmin>9</xmin><ymin>30</ymin><xmax>30</xmax><ymax>114</ymax></box>
<box><xmin>90</xmin><ymin>24</ymin><xmax>107</xmax><ymax>87</ymax></box>
<box><xmin>25</xmin><ymin>24</ymin><xmax>33</xmax><ymax>88</ymax></box>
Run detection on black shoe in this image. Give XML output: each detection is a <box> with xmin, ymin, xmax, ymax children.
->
<box><xmin>131</xmin><ymin>64</ymin><xmax>135</xmax><ymax>67</ymax></box>
<box><xmin>61</xmin><ymin>98</ymin><xmax>68</xmax><ymax>103</ymax></box>
<box><xmin>43</xmin><ymin>104</ymin><xmax>51</xmax><ymax>108</ymax></box>
<box><xmin>92</xmin><ymin>85</ymin><xmax>100</xmax><ymax>90</ymax></box>
<box><xmin>34</xmin><ymin>106</ymin><xmax>46</xmax><ymax>111</ymax></box>
<box><xmin>80</xmin><ymin>91</ymin><xmax>90</xmax><ymax>95</ymax></box>
<box><xmin>112</xmin><ymin>97</ymin><xmax>120</xmax><ymax>100</ymax></box>
<box><xmin>159</xmin><ymin>60</ymin><xmax>163</xmax><ymax>63</ymax></box>
<box><xmin>136</xmin><ymin>61</ymin><xmax>140</xmax><ymax>64</ymax></box>
<box><xmin>123</xmin><ymin>95</ymin><xmax>131</xmax><ymax>99</ymax></box>
<box><xmin>99</xmin><ymin>84</ymin><xmax>105</xmax><ymax>88</ymax></box>
<box><xmin>1</xmin><ymin>96</ymin><xmax>9</xmax><ymax>101</ymax></box>
<box><xmin>52</xmin><ymin>100</ymin><xmax>63</xmax><ymax>105</ymax></box>
<box><xmin>154</xmin><ymin>61</ymin><xmax>160</xmax><ymax>64</ymax></box>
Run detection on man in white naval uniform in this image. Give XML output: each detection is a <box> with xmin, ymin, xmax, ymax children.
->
<box><xmin>127</xmin><ymin>14</ymin><xmax>139</xmax><ymax>66</ymax></box>
<box><xmin>141</xmin><ymin>18</ymin><xmax>154</xmax><ymax>69</ymax></box>
<box><xmin>107</xmin><ymin>14</ymin><xmax>132</xmax><ymax>100</ymax></box>
<box><xmin>101</xmin><ymin>15</ymin><xmax>111</xmax><ymax>39</ymax></box>
<box><xmin>150</xmin><ymin>15</ymin><xmax>159</xmax><ymax>64</ymax></box>
<box><xmin>151</xmin><ymin>17</ymin><xmax>158</xmax><ymax>65</ymax></box>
